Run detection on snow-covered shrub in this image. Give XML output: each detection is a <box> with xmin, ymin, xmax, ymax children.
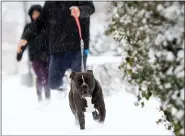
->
<box><xmin>87</xmin><ymin>62</ymin><xmax>125</xmax><ymax>96</ymax></box>
<box><xmin>105</xmin><ymin>2</ymin><xmax>184</xmax><ymax>136</ymax></box>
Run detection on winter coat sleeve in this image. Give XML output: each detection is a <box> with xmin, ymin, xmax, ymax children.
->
<box><xmin>21</xmin><ymin>22</ymin><xmax>36</xmax><ymax>42</ymax></box>
<box><xmin>21</xmin><ymin>24</ymin><xmax>29</xmax><ymax>39</ymax></box>
<box><xmin>21</xmin><ymin>23</ymin><xmax>36</xmax><ymax>43</ymax></box>
<box><xmin>22</xmin><ymin>2</ymin><xmax>50</xmax><ymax>42</ymax></box>
<box><xmin>16</xmin><ymin>24</ymin><xmax>29</xmax><ymax>62</ymax></box>
<box><xmin>78</xmin><ymin>1</ymin><xmax>95</xmax><ymax>18</ymax></box>
<box><xmin>20</xmin><ymin>24</ymin><xmax>30</xmax><ymax>49</ymax></box>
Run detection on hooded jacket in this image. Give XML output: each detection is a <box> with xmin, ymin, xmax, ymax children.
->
<box><xmin>20</xmin><ymin>4</ymin><xmax>49</xmax><ymax>61</ymax></box>
<box><xmin>22</xmin><ymin>1</ymin><xmax>95</xmax><ymax>54</ymax></box>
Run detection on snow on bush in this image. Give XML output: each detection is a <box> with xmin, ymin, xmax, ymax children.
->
<box><xmin>106</xmin><ymin>2</ymin><xmax>184</xmax><ymax>136</ymax></box>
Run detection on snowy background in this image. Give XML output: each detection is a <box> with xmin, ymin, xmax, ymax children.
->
<box><xmin>2</xmin><ymin>2</ymin><xmax>174</xmax><ymax>135</ymax></box>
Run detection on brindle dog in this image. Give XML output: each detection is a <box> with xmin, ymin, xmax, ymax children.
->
<box><xmin>68</xmin><ymin>70</ymin><xmax>106</xmax><ymax>130</ymax></box>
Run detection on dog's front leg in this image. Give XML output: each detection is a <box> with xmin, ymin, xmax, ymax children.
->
<box><xmin>92</xmin><ymin>107</ymin><xmax>106</xmax><ymax>123</ymax></box>
<box><xmin>94</xmin><ymin>99</ymin><xmax>106</xmax><ymax>123</ymax></box>
<box><xmin>77</xmin><ymin>112</ymin><xmax>85</xmax><ymax>130</ymax></box>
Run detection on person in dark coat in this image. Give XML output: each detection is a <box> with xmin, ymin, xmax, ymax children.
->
<box><xmin>17</xmin><ymin>1</ymin><xmax>95</xmax><ymax>92</ymax></box>
<box><xmin>16</xmin><ymin>4</ymin><xmax>50</xmax><ymax>101</ymax></box>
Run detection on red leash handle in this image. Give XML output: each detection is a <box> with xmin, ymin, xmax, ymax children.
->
<box><xmin>73</xmin><ymin>9</ymin><xmax>82</xmax><ymax>40</ymax></box>
<box><xmin>74</xmin><ymin>17</ymin><xmax>82</xmax><ymax>40</ymax></box>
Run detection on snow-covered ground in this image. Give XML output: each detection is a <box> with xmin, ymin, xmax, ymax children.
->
<box><xmin>2</xmin><ymin>74</ymin><xmax>174</xmax><ymax>135</ymax></box>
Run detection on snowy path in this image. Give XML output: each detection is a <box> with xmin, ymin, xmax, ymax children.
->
<box><xmin>2</xmin><ymin>75</ymin><xmax>173</xmax><ymax>135</ymax></box>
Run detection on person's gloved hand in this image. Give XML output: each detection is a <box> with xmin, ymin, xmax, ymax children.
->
<box><xmin>84</xmin><ymin>49</ymin><xmax>89</xmax><ymax>56</ymax></box>
<box><xmin>17</xmin><ymin>39</ymin><xmax>27</xmax><ymax>53</ymax></box>
<box><xmin>16</xmin><ymin>52</ymin><xmax>23</xmax><ymax>62</ymax></box>
<box><xmin>70</xmin><ymin>6</ymin><xmax>80</xmax><ymax>17</ymax></box>
<box><xmin>16</xmin><ymin>44</ymin><xmax>27</xmax><ymax>62</ymax></box>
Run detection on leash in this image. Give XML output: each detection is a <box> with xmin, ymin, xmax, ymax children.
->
<box><xmin>73</xmin><ymin>10</ymin><xmax>85</xmax><ymax>72</ymax></box>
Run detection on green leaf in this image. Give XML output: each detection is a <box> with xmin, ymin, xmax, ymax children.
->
<box><xmin>127</xmin><ymin>69</ymin><xmax>132</xmax><ymax>75</ymax></box>
<box><xmin>148</xmin><ymin>91</ymin><xmax>152</xmax><ymax>97</ymax></box>
<box><xmin>156</xmin><ymin>119</ymin><xmax>162</xmax><ymax>124</ymax></box>
<box><xmin>167</xmin><ymin>125</ymin><xmax>172</xmax><ymax>130</ymax></box>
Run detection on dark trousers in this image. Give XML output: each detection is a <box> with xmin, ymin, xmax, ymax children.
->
<box><xmin>48</xmin><ymin>50</ymin><xmax>87</xmax><ymax>90</ymax></box>
<box><xmin>32</xmin><ymin>60</ymin><xmax>50</xmax><ymax>98</ymax></box>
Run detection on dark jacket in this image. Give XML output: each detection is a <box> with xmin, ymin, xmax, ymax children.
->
<box><xmin>21</xmin><ymin>5</ymin><xmax>49</xmax><ymax>61</ymax></box>
<box><xmin>22</xmin><ymin>1</ymin><xmax>95</xmax><ymax>54</ymax></box>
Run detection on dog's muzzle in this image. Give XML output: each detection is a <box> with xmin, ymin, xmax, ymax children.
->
<box><xmin>81</xmin><ymin>84</ymin><xmax>91</xmax><ymax>97</ymax></box>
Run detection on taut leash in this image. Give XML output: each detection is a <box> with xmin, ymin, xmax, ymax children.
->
<box><xmin>73</xmin><ymin>12</ymin><xmax>85</xmax><ymax>72</ymax></box>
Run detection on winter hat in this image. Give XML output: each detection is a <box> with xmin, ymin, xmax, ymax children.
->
<box><xmin>28</xmin><ymin>4</ymin><xmax>42</xmax><ymax>18</ymax></box>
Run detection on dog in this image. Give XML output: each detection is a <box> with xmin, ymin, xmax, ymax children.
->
<box><xmin>68</xmin><ymin>70</ymin><xmax>106</xmax><ymax>130</ymax></box>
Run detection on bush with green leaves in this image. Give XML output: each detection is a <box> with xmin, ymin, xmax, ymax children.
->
<box><xmin>105</xmin><ymin>2</ymin><xmax>184</xmax><ymax>136</ymax></box>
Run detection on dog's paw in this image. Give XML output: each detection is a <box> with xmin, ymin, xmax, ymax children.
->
<box><xmin>80</xmin><ymin>126</ymin><xmax>85</xmax><ymax>130</ymax></box>
<box><xmin>92</xmin><ymin>111</ymin><xmax>100</xmax><ymax>121</ymax></box>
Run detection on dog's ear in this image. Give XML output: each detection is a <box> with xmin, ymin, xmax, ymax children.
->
<box><xmin>70</xmin><ymin>71</ymin><xmax>76</xmax><ymax>79</ymax></box>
